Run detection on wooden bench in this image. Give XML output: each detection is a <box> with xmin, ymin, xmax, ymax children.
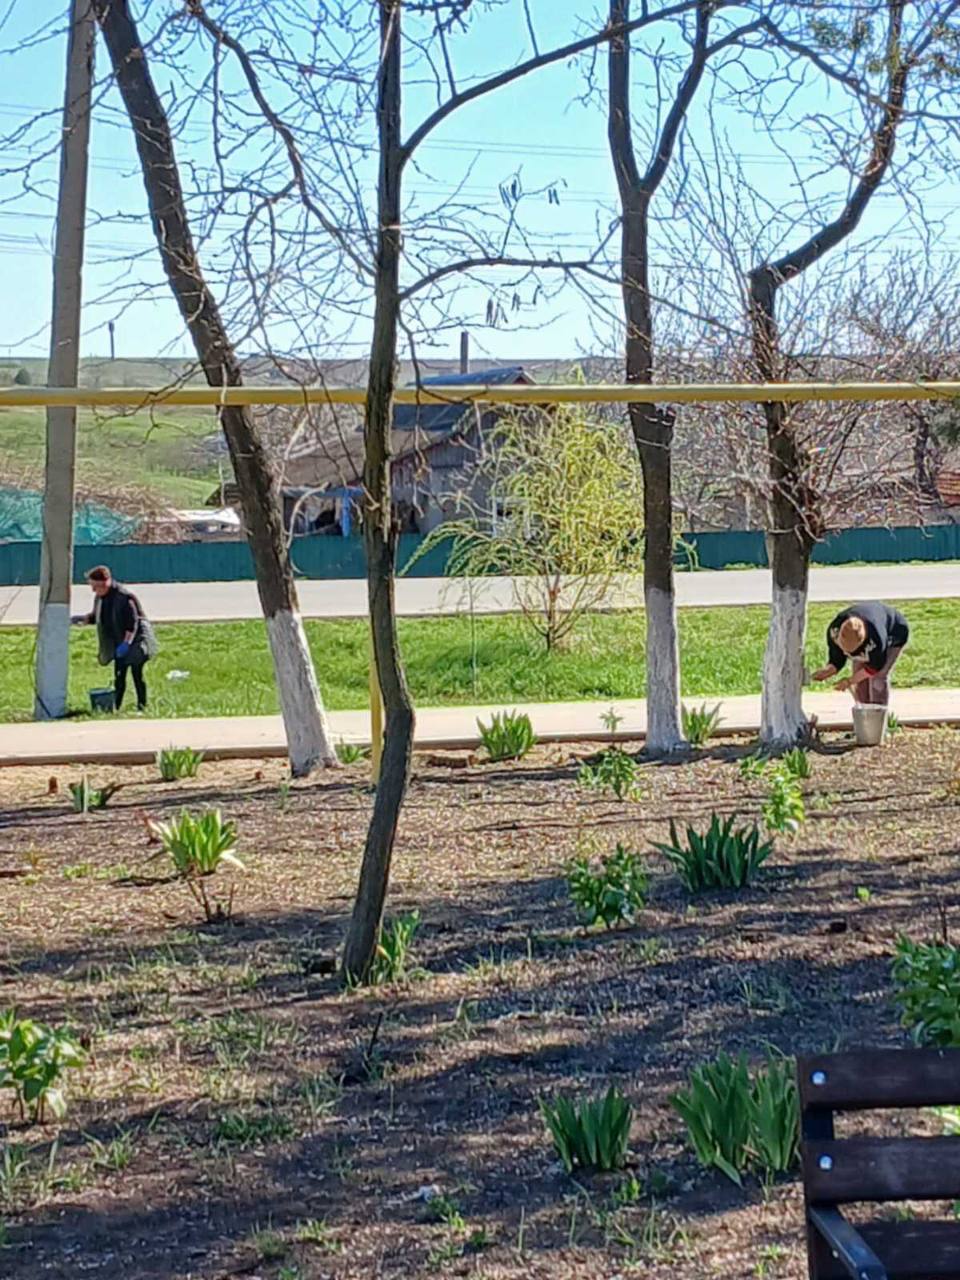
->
<box><xmin>799</xmin><ymin>1050</ymin><xmax>960</xmax><ymax>1279</ymax></box>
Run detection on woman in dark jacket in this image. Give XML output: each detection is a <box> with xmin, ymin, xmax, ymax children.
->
<box><xmin>72</xmin><ymin>565</ymin><xmax>155</xmax><ymax>711</ymax></box>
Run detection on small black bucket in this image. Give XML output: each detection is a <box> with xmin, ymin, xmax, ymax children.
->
<box><xmin>89</xmin><ymin>687</ymin><xmax>115</xmax><ymax>714</ymax></box>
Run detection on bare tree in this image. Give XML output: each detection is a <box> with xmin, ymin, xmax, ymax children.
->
<box><xmin>607</xmin><ymin>0</ymin><xmax>768</xmax><ymax>753</ymax></box>
<box><xmin>90</xmin><ymin>0</ymin><xmax>338</xmax><ymax>776</ymax></box>
<box><xmin>329</xmin><ymin>0</ymin><xmax>716</xmax><ymax>979</ymax></box>
<box><xmin>743</xmin><ymin>0</ymin><xmax>958</xmax><ymax>744</ymax></box>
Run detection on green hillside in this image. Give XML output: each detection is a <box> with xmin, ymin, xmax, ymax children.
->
<box><xmin>0</xmin><ymin>405</ymin><xmax>222</xmax><ymax>508</ymax></box>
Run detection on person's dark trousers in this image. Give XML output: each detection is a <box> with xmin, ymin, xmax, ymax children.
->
<box><xmin>114</xmin><ymin>655</ymin><xmax>148</xmax><ymax>711</ymax></box>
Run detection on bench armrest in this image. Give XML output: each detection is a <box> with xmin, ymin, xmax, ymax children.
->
<box><xmin>809</xmin><ymin>1207</ymin><xmax>887</xmax><ymax>1280</ymax></box>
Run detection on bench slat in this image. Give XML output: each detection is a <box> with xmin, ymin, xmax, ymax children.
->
<box><xmin>799</xmin><ymin>1052</ymin><xmax>960</xmax><ymax>1112</ymax></box>
<box><xmin>805</xmin><ymin>1138</ymin><xmax>960</xmax><ymax>1203</ymax></box>
<box><xmin>818</xmin><ymin>1221</ymin><xmax>960</xmax><ymax>1279</ymax></box>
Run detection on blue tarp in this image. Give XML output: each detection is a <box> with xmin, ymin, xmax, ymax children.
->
<box><xmin>0</xmin><ymin>488</ymin><xmax>139</xmax><ymax>545</ymax></box>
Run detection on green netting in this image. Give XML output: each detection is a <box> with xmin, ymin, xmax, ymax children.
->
<box><xmin>0</xmin><ymin>488</ymin><xmax>139</xmax><ymax>544</ymax></box>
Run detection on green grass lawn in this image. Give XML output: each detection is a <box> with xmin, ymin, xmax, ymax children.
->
<box><xmin>0</xmin><ymin>598</ymin><xmax>955</xmax><ymax>721</ymax></box>
<box><xmin>0</xmin><ymin>405</ymin><xmax>220</xmax><ymax>507</ymax></box>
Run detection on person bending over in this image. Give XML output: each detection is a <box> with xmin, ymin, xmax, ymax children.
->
<box><xmin>812</xmin><ymin>601</ymin><xmax>909</xmax><ymax>706</ymax></box>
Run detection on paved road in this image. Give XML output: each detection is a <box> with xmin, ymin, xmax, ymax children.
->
<box><xmin>2</xmin><ymin>687</ymin><xmax>958</xmax><ymax>766</ymax></box>
<box><xmin>1</xmin><ymin>563</ymin><xmax>958</xmax><ymax>626</ymax></box>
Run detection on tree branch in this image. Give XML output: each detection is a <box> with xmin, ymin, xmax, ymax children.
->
<box><xmin>400</xmin><ymin>0</ymin><xmax>716</xmax><ymax>165</ymax></box>
<box><xmin>755</xmin><ymin>2</ymin><xmax>960</xmax><ymax>123</ymax></box>
<box><xmin>642</xmin><ymin>1</ymin><xmax>712</xmax><ymax>193</ymax></box>
<box><xmin>185</xmin><ymin>0</ymin><xmax>373</xmax><ymax>279</ymax></box>
<box><xmin>401</xmin><ymin>253</ymin><xmax>595</xmax><ymax>300</ymax></box>
<box><xmin>751</xmin><ymin>0</ymin><xmax>911</xmax><ymax>295</ymax></box>
<box><xmin>608</xmin><ymin>0</ymin><xmax>643</xmax><ymax>197</ymax></box>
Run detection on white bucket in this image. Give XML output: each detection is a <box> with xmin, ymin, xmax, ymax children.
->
<box><xmin>852</xmin><ymin>704</ymin><xmax>888</xmax><ymax>747</ymax></box>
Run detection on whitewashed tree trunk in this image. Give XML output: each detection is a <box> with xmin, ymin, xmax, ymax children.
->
<box><xmin>95</xmin><ymin>0</ymin><xmax>339</xmax><ymax>778</ymax></box>
<box><xmin>760</xmin><ymin>581</ymin><xmax>809</xmax><ymax>747</ymax></box>
<box><xmin>645</xmin><ymin>582</ymin><xmax>685</xmax><ymax>753</ymax></box>
<box><xmin>35</xmin><ymin>602</ymin><xmax>72</xmax><ymax>720</ymax></box>
<box><xmin>266</xmin><ymin>609</ymin><xmax>338</xmax><ymax>775</ymax></box>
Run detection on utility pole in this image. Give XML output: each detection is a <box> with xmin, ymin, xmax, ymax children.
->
<box><xmin>459</xmin><ymin>330</ymin><xmax>469</xmax><ymax>375</ymax></box>
<box><xmin>35</xmin><ymin>0</ymin><xmax>95</xmax><ymax>720</ymax></box>
<box><xmin>108</xmin><ymin>319</ymin><xmax>115</xmax><ymax>360</ymax></box>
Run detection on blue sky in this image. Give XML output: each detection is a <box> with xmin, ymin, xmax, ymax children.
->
<box><xmin>0</xmin><ymin>2</ymin><xmax>956</xmax><ymax>369</ymax></box>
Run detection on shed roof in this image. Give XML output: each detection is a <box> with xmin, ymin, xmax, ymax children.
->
<box><xmin>393</xmin><ymin>365</ymin><xmax>534</xmax><ymax>434</ymax></box>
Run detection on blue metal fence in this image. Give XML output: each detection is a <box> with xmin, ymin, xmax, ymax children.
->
<box><xmin>683</xmin><ymin>524</ymin><xmax>960</xmax><ymax>570</ymax></box>
<box><xmin>0</xmin><ymin>524</ymin><xmax>957</xmax><ymax>586</ymax></box>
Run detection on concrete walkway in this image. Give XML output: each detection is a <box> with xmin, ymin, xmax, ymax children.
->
<box><xmin>2</xmin><ymin>688</ymin><xmax>959</xmax><ymax>767</ymax></box>
<box><xmin>2</xmin><ymin>563</ymin><xmax>958</xmax><ymax>626</ymax></box>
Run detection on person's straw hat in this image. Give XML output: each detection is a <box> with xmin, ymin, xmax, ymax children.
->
<box><xmin>838</xmin><ymin>616</ymin><xmax>867</xmax><ymax>655</ymax></box>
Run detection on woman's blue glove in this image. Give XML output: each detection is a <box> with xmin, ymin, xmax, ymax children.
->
<box><xmin>116</xmin><ymin>641</ymin><xmax>130</xmax><ymax>659</ymax></box>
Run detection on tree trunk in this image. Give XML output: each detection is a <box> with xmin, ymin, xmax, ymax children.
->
<box><xmin>341</xmin><ymin>0</ymin><xmax>415</xmax><ymax>984</ymax></box>
<box><xmin>744</xmin><ymin>1</ymin><xmax>907</xmax><ymax>746</ymax></box>
<box><xmin>621</xmin><ymin>195</ymin><xmax>684</xmax><ymax>753</ymax></box>
<box><xmin>635</xmin><ymin>407</ymin><xmax>683</xmax><ymax>751</ymax></box>
<box><xmin>608</xmin><ymin>0</ymin><xmax>692</xmax><ymax>755</ymax></box>
<box><xmin>93</xmin><ymin>0</ymin><xmax>337</xmax><ymax>776</ymax></box>
<box><xmin>751</xmin><ymin>271</ymin><xmax>813</xmax><ymax>747</ymax></box>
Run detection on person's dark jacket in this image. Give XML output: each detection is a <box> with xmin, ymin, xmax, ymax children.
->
<box><xmin>90</xmin><ymin>584</ymin><xmax>146</xmax><ymax>667</ymax></box>
<box><xmin>826</xmin><ymin>601</ymin><xmax>909</xmax><ymax>675</ymax></box>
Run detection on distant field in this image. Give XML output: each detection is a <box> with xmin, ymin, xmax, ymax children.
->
<box><xmin>0</xmin><ymin>404</ymin><xmax>221</xmax><ymax>507</ymax></box>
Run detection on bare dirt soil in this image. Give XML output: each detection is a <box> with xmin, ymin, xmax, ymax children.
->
<box><xmin>1</xmin><ymin>728</ymin><xmax>958</xmax><ymax>1280</ymax></box>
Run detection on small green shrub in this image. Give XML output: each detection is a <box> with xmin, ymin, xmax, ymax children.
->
<box><xmin>335</xmin><ymin>740</ymin><xmax>368</xmax><ymax>765</ymax></box>
<box><xmin>739</xmin><ymin>749</ymin><xmax>810</xmax><ymax>790</ymax></box>
<box><xmin>653</xmin><ymin>814</ymin><xmax>773</xmax><ymax>892</ymax></box>
<box><xmin>671</xmin><ymin>1051</ymin><xmax>798</xmax><ymax>1185</ymax></box>
<box><xmin>477</xmin><ymin>710</ymin><xmax>536</xmax><ymax>762</ymax></box>
<box><xmin>762</xmin><ymin>766</ymin><xmax>806</xmax><ymax>835</ymax></box>
<box><xmin>69</xmin><ymin>777</ymin><xmax>120</xmax><ymax>813</ymax></box>
<box><xmin>427</xmin><ymin>1193</ymin><xmax>466</xmax><ymax>1229</ymax></box>
<box><xmin>0</xmin><ymin>1011</ymin><xmax>86</xmax><ymax>1122</ymax></box>
<box><xmin>157</xmin><ymin>746</ymin><xmax>204</xmax><ymax>781</ymax></box>
<box><xmin>682</xmin><ymin>702</ymin><xmax>723</xmax><ymax>747</ymax></box>
<box><xmin>893</xmin><ymin>935</ymin><xmax>960</xmax><ymax>1046</ymax></box>
<box><xmin>0</xmin><ymin>1143</ymin><xmax>31</xmax><ymax>1207</ymax></box>
<box><xmin>780</xmin><ymin>748</ymin><xmax>811</xmax><ymax>781</ymax></box>
<box><xmin>368</xmin><ymin>911</ymin><xmax>421</xmax><ymax>985</ymax></box>
<box><xmin>672</xmin><ymin>1051</ymin><xmax>751</xmax><ymax>1183</ymax></box>
<box><xmin>749</xmin><ymin>1056</ymin><xmax>800</xmax><ymax>1177</ymax></box>
<box><xmin>148</xmin><ymin>810</ymin><xmax>244</xmax><ymax>922</ymax></box>
<box><xmin>578</xmin><ymin>747</ymin><xmax>642</xmax><ymax>800</ymax></box>
<box><xmin>295</xmin><ymin>1218</ymin><xmax>341</xmax><ymax>1252</ymax></box>
<box><xmin>215</xmin><ymin>1107</ymin><xmax>293</xmax><ymax>1146</ymax></box>
<box><xmin>86</xmin><ymin>1129</ymin><xmax>136</xmax><ymax>1172</ymax></box>
<box><xmin>566</xmin><ymin>843</ymin><xmax>648</xmax><ymax>929</ymax></box>
<box><xmin>738</xmin><ymin>752</ymin><xmax>769</xmax><ymax>781</ymax></box>
<box><xmin>540</xmin><ymin>1086</ymin><xmax>632</xmax><ymax>1173</ymax></box>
